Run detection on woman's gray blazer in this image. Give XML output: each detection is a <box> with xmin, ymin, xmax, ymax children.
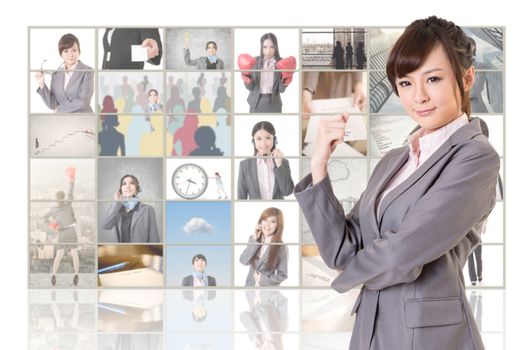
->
<box><xmin>183</xmin><ymin>48</ymin><xmax>224</xmax><ymax>70</ymax></box>
<box><xmin>101</xmin><ymin>202</ymin><xmax>160</xmax><ymax>243</ymax></box>
<box><xmin>239</xmin><ymin>236</ymin><xmax>288</xmax><ymax>286</ymax></box>
<box><xmin>294</xmin><ymin>119</ymin><xmax>499</xmax><ymax>350</ymax></box>
<box><xmin>244</xmin><ymin>56</ymin><xmax>286</xmax><ymax>112</ymax></box>
<box><xmin>237</xmin><ymin>158</ymin><xmax>294</xmax><ymax>199</ymax></box>
<box><xmin>36</xmin><ymin>60</ymin><xmax>94</xmax><ymax>113</ymax></box>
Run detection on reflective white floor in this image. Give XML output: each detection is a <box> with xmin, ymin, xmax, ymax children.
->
<box><xmin>29</xmin><ymin>288</ymin><xmax>505</xmax><ymax>349</ymax></box>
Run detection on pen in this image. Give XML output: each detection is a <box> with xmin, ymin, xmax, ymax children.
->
<box><xmin>98</xmin><ymin>261</ymin><xmax>130</xmax><ymax>274</ymax></box>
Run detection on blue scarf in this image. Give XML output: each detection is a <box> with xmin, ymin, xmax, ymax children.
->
<box><xmin>122</xmin><ymin>197</ymin><xmax>139</xmax><ymax>210</ymax></box>
<box><xmin>207</xmin><ymin>55</ymin><xmax>218</xmax><ymax>64</ymax></box>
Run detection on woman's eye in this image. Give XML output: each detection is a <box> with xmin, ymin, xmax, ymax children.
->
<box><xmin>398</xmin><ymin>81</ymin><xmax>411</xmax><ymax>87</ymax></box>
<box><xmin>427</xmin><ymin>76</ymin><xmax>441</xmax><ymax>83</ymax></box>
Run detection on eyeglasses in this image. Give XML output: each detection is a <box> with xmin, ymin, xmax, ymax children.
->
<box><xmin>39</xmin><ymin>59</ymin><xmax>64</xmax><ymax>75</ymax></box>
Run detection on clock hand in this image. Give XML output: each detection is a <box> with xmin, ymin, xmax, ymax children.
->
<box><xmin>186</xmin><ymin>181</ymin><xmax>190</xmax><ymax>194</ymax></box>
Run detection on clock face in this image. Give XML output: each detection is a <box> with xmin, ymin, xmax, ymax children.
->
<box><xmin>172</xmin><ymin>164</ymin><xmax>209</xmax><ymax>199</ymax></box>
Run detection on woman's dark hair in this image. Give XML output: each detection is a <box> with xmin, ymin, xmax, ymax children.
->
<box><xmin>58</xmin><ymin>33</ymin><xmax>80</xmax><ymax>55</ymax></box>
<box><xmin>259</xmin><ymin>33</ymin><xmax>281</xmax><ymax>61</ymax></box>
<box><xmin>148</xmin><ymin>89</ymin><xmax>159</xmax><ymax>96</ymax></box>
<box><xmin>205</xmin><ymin>41</ymin><xmax>217</xmax><ymax>50</ymax></box>
<box><xmin>251</xmin><ymin>121</ymin><xmax>276</xmax><ymax>155</ymax></box>
<box><xmin>386</xmin><ymin>16</ymin><xmax>475</xmax><ymax>116</ymax></box>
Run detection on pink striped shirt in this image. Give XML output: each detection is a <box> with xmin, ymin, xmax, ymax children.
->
<box><xmin>376</xmin><ymin>114</ymin><xmax>469</xmax><ymax>217</ymax></box>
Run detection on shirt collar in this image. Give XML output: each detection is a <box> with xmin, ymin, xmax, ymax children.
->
<box><xmin>408</xmin><ymin>113</ymin><xmax>469</xmax><ymax>164</ymax></box>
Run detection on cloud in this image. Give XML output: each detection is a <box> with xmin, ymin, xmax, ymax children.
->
<box><xmin>183</xmin><ymin>217</ymin><xmax>214</xmax><ymax>234</ymax></box>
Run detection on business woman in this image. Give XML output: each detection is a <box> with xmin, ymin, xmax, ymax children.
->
<box><xmin>239</xmin><ymin>207</ymin><xmax>288</xmax><ymax>287</ymax></box>
<box><xmin>237</xmin><ymin>33</ymin><xmax>296</xmax><ymax>113</ymax></box>
<box><xmin>43</xmin><ymin>167</ymin><xmax>79</xmax><ymax>286</ymax></box>
<box><xmin>101</xmin><ymin>174</ymin><xmax>160</xmax><ymax>243</ymax></box>
<box><xmin>35</xmin><ymin>33</ymin><xmax>94</xmax><ymax>113</ymax></box>
<box><xmin>184</xmin><ymin>40</ymin><xmax>225</xmax><ymax>70</ymax></box>
<box><xmin>237</xmin><ymin>121</ymin><xmax>294</xmax><ymax>199</ymax></box>
<box><xmin>295</xmin><ymin>16</ymin><xmax>499</xmax><ymax>350</ymax></box>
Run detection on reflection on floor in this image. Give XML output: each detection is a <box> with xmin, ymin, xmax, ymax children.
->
<box><xmin>29</xmin><ymin>288</ymin><xmax>505</xmax><ymax>349</ymax></box>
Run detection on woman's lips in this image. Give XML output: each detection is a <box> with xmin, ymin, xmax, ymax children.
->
<box><xmin>415</xmin><ymin>107</ymin><xmax>436</xmax><ymax>117</ymax></box>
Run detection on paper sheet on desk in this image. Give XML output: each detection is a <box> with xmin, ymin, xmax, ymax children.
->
<box><xmin>99</xmin><ymin>267</ymin><xmax>163</xmax><ymax>287</ymax></box>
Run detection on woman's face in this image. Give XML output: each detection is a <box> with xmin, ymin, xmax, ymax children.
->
<box><xmin>253</xmin><ymin>128</ymin><xmax>274</xmax><ymax>156</ymax></box>
<box><xmin>121</xmin><ymin>176</ymin><xmax>138</xmax><ymax>198</ymax></box>
<box><xmin>193</xmin><ymin>258</ymin><xmax>206</xmax><ymax>273</ymax></box>
<box><xmin>206</xmin><ymin>43</ymin><xmax>217</xmax><ymax>56</ymax></box>
<box><xmin>61</xmin><ymin>43</ymin><xmax>80</xmax><ymax>68</ymax></box>
<box><xmin>148</xmin><ymin>90</ymin><xmax>158</xmax><ymax>104</ymax></box>
<box><xmin>260</xmin><ymin>215</ymin><xmax>278</xmax><ymax>237</ymax></box>
<box><xmin>396</xmin><ymin>44</ymin><xmax>470</xmax><ymax>134</ymax></box>
<box><xmin>262</xmin><ymin>39</ymin><xmax>275</xmax><ymax>59</ymax></box>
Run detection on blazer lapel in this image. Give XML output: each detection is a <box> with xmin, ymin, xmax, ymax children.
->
<box><xmin>65</xmin><ymin>70</ymin><xmax>81</xmax><ymax>93</ymax></box>
<box><xmin>249</xmin><ymin>159</ymin><xmax>259</xmax><ymax>198</ymax></box>
<box><xmin>368</xmin><ymin>148</ymin><xmax>409</xmax><ymax>238</ymax></box>
<box><xmin>377</xmin><ymin>119</ymin><xmax>482</xmax><ymax>226</ymax></box>
<box><xmin>131</xmin><ymin>204</ymin><xmax>146</xmax><ymax>231</ymax></box>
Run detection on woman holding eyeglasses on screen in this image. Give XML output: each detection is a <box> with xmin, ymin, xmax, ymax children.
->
<box><xmin>295</xmin><ymin>16</ymin><xmax>499</xmax><ymax>349</ymax></box>
<box><xmin>34</xmin><ymin>33</ymin><xmax>94</xmax><ymax>113</ymax></box>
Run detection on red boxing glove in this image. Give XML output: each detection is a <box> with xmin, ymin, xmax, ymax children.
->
<box><xmin>238</xmin><ymin>54</ymin><xmax>256</xmax><ymax>84</ymax></box>
<box><xmin>276</xmin><ymin>56</ymin><xmax>297</xmax><ymax>86</ymax></box>
<box><xmin>66</xmin><ymin>166</ymin><xmax>76</xmax><ymax>183</ymax></box>
<box><xmin>48</xmin><ymin>222</ymin><xmax>60</xmax><ymax>231</ymax></box>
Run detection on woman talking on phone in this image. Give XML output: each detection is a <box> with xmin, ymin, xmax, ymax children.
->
<box><xmin>237</xmin><ymin>121</ymin><xmax>294</xmax><ymax>200</ymax></box>
<box><xmin>239</xmin><ymin>207</ymin><xmax>288</xmax><ymax>287</ymax></box>
<box><xmin>101</xmin><ymin>174</ymin><xmax>160</xmax><ymax>243</ymax></box>
<box><xmin>295</xmin><ymin>16</ymin><xmax>499</xmax><ymax>349</ymax></box>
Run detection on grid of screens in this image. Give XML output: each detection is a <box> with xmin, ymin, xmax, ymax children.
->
<box><xmin>28</xmin><ymin>27</ymin><xmax>505</xmax><ymax>288</ymax></box>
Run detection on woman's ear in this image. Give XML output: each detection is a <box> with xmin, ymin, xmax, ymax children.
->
<box><xmin>463</xmin><ymin>66</ymin><xmax>475</xmax><ymax>92</ymax></box>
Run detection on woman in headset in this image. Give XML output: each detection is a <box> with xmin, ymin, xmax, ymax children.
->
<box><xmin>101</xmin><ymin>174</ymin><xmax>160</xmax><ymax>243</ymax></box>
<box><xmin>237</xmin><ymin>121</ymin><xmax>294</xmax><ymax>199</ymax></box>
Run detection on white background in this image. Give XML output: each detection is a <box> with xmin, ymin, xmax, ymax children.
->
<box><xmin>4</xmin><ymin>1</ymin><xmax>528</xmax><ymax>349</ymax></box>
<box><xmin>29</xmin><ymin>28</ymin><xmax>97</xmax><ymax>70</ymax></box>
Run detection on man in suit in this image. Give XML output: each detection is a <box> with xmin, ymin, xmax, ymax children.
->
<box><xmin>102</xmin><ymin>28</ymin><xmax>162</xmax><ymax>69</ymax></box>
<box><xmin>182</xmin><ymin>254</ymin><xmax>217</xmax><ymax>287</ymax></box>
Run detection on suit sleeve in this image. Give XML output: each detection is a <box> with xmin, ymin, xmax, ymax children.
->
<box><xmin>239</xmin><ymin>235</ymin><xmax>261</xmax><ymax>265</ymax></box>
<box><xmin>57</xmin><ymin>70</ymin><xmax>94</xmax><ymax>113</ymax></box>
<box><xmin>294</xmin><ymin>173</ymin><xmax>363</xmax><ymax>270</ymax></box>
<box><xmin>237</xmin><ymin>160</ymin><xmax>248</xmax><ymax>199</ymax></box>
<box><xmin>101</xmin><ymin>202</ymin><xmax>121</xmax><ymax>230</ymax></box>
<box><xmin>36</xmin><ymin>80</ymin><xmax>58</xmax><ymax>110</ymax></box>
<box><xmin>274</xmin><ymin>71</ymin><xmax>287</xmax><ymax>93</ymax></box>
<box><xmin>332</xmin><ymin>141</ymin><xmax>500</xmax><ymax>292</ymax></box>
<box><xmin>147</xmin><ymin>205</ymin><xmax>160</xmax><ymax>243</ymax></box>
<box><xmin>260</xmin><ymin>245</ymin><xmax>288</xmax><ymax>286</ymax></box>
<box><xmin>183</xmin><ymin>48</ymin><xmax>199</xmax><ymax>67</ymax></box>
<box><xmin>140</xmin><ymin>28</ymin><xmax>162</xmax><ymax>66</ymax></box>
<box><xmin>273</xmin><ymin>159</ymin><xmax>294</xmax><ymax>196</ymax></box>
